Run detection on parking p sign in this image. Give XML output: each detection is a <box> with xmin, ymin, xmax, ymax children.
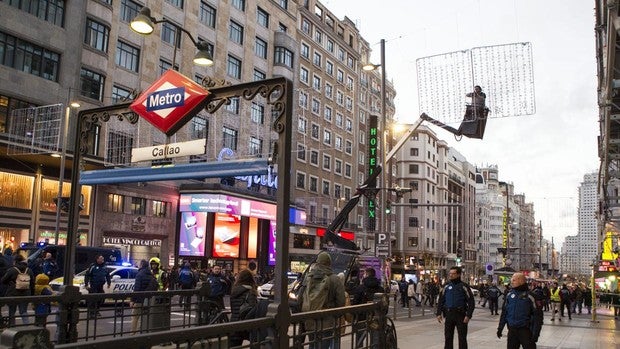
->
<box><xmin>130</xmin><ymin>70</ymin><xmax>211</xmax><ymax>136</ymax></box>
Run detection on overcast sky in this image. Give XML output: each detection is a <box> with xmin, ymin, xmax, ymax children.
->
<box><xmin>325</xmin><ymin>0</ymin><xmax>599</xmax><ymax>246</ymax></box>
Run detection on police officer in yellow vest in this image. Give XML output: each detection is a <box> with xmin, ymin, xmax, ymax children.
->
<box><xmin>549</xmin><ymin>282</ymin><xmax>561</xmax><ymax>321</ymax></box>
<box><xmin>149</xmin><ymin>257</ymin><xmax>168</xmax><ymax>290</ymax></box>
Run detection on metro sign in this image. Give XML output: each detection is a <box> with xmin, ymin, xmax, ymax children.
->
<box><xmin>130</xmin><ymin>70</ymin><xmax>211</xmax><ymax>136</ymax></box>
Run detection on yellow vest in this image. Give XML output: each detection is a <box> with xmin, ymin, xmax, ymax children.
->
<box><xmin>550</xmin><ymin>288</ymin><xmax>561</xmax><ymax>302</ymax></box>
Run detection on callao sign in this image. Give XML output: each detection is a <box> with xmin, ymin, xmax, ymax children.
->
<box><xmin>130</xmin><ymin>70</ymin><xmax>211</xmax><ymax>136</ymax></box>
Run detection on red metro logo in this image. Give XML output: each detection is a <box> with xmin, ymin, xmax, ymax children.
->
<box><xmin>130</xmin><ymin>70</ymin><xmax>210</xmax><ymax>136</ymax></box>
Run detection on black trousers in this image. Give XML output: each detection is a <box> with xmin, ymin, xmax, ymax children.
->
<box><xmin>507</xmin><ymin>326</ymin><xmax>536</xmax><ymax>349</ymax></box>
<box><xmin>444</xmin><ymin>310</ymin><xmax>468</xmax><ymax>349</ymax></box>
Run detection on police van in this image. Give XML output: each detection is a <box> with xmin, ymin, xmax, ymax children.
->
<box><xmin>49</xmin><ymin>265</ymin><xmax>138</xmax><ymax>294</ymax></box>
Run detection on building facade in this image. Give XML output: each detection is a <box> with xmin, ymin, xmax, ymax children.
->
<box><xmin>578</xmin><ymin>172</ymin><xmax>599</xmax><ymax>274</ymax></box>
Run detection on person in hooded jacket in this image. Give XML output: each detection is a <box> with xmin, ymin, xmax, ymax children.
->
<box><xmin>1</xmin><ymin>254</ymin><xmax>34</xmax><ymax>326</ymax></box>
<box><xmin>33</xmin><ymin>273</ymin><xmax>54</xmax><ymax>326</ymax></box>
<box><xmin>350</xmin><ymin>267</ymin><xmax>385</xmax><ymax>348</ymax></box>
<box><xmin>229</xmin><ymin>269</ymin><xmax>258</xmax><ymax>347</ymax></box>
<box><xmin>131</xmin><ymin>259</ymin><xmax>158</xmax><ymax>332</ymax></box>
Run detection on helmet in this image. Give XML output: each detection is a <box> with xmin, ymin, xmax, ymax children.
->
<box><xmin>149</xmin><ymin>257</ymin><xmax>161</xmax><ymax>265</ymax></box>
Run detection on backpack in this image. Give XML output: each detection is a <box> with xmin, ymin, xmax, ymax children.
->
<box><xmin>560</xmin><ymin>288</ymin><xmax>570</xmax><ymax>300</ymax></box>
<box><xmin>146</xmin><ymin>274</ymin><xmax>159</xmax><ymax>291</ymax></box>
<box><xmin>239</xmin><ymin>291</ymin><xmax>257</xmax><ymax>320</ymax></box>
<box><xmin>179</xmin><ymin>269</ymin><xmax>194</xmax><ymax>286</ymax></box>
<box><xmin>301</xmin><ymin>272</ymin><xmax>330</xmax><ymax>313</ymax></box>
<box><xmin>14</xmin><ymin>267</ymin><xmax>30</xmax><ymax>290</ymax></box>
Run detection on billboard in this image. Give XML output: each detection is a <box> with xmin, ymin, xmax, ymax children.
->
<box><xmin>178</xmin><ymin>212</ymin><xmax>207</xmax><ymax>256</ymax></box>
<box><xmin>212</xmin><ymin>213</ymin><xmax>241</xmax><ymax>258</ymax></box>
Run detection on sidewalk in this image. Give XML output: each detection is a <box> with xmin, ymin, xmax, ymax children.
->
<box><xmin>393</xmin><ymin>306</ymin><xmax>620</xmax><ymax>348</ymax></box>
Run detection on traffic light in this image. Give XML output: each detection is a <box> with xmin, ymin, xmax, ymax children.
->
<box><xmin>385</xmin><ymin>200</ymin><xmax>392</xmax><ymax>214</ymax></box>
<box><xmin>456</xmin><ymin>257</ymin><xmax>462</xmax><ymax>265</ymax></box>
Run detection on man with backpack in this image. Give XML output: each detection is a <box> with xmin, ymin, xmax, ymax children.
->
<box><xmin>300</xmin><ymin>251</ymin><xmax>345</xmax><ymax>349</ymax></box>
<box><xmin>350</xmin><ymin>267</ymin><xmax>385</xmax><ymax>348</ymax></box>
<box><xmin>177</xmin><ymin>262</ymin><xmax>196</xmax><ymax>308</ymax></box>
<box><xmin>1</xmin><ymin>254</ymin><xmax>34</xmax><ymax>326</ymax></box>
<box><xmin>436</xmin><ymin>266</ymin><xmax>475</xmax><ymax>349</ymax></box>
<box><xmin>497</xmin><ymin>273</ymin><xmax>541</xmax><ymax>348</ymax></box>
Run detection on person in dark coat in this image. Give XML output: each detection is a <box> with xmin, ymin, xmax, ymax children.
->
<box><xmin>1</xmin><ymin>254</ymin><xmax>34</xmax><ymax>326</ymax></box>
<box><xmin>229</xmin><ymin>269</ymin><xmax>258</xmax><ymax>347</ymax></box>
<box><xmin>497</xmin><ymin>273</ymin><xmax>540</xmax><ymax>348</ymax></box>
<box><xmin>84</xmin><ymin>254</ymin><xmax>111</xmax><ymax>318</ymax></box>
<box><xmin>131</xmin><ymin>259</ymin><xmax>157</xmax><ymax>332</ymax></box>
<box><xmin>350</xmin><ymin>267</ymin><xmax>385</xmax><ymax>348</ymax></box>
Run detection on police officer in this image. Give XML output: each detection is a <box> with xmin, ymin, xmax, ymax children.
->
<box><xmin>149</xmin><ymin>257</ymin><xmax>168</xmax><ymax>290</ymax></box>
<box><xmin>84</xmin><ymin>254</ymin><xmax>111</xmax><ymax>318</ymax></box>
<box><xmin>497</xmin><ymin>273</ymin><xmax>540</xmax><ymax>349</ymax></box>
<box><xmin>436</xmin><ymin>267</ymin><xmax>475</xmax><ymax>349</ymax></box>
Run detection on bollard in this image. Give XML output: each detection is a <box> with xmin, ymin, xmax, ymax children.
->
<box><xmin>392</xmin><ymin>293</ymin><xmax>397</xmax><ymax>320</ymax></box>
<box><xmin>0</xmin><ymin>326</ymin><xmax>52</xmax><ymax>349</ymax></box>
<box><xmin>408</xmin><ymin>297</ymin><xmax>412</xmax><ymax>318</ymax></box>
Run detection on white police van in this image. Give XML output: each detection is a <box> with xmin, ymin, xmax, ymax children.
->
<box><xmin>50</xmin><ymin>265</ymin><xmax>138</xmax><ymax>295</ymax></box>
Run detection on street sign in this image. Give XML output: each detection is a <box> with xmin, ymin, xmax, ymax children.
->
<box><xmin>375</xmin><ymin>232</ymin><xmax>389</xmax><ymax>257</ymax></box>
<box><xmin>130</xmin><ymin>70</ymin><xmax>210</xmax><ymax>136</ymax></box>
<box><xmin>131</xmin><ymin>139</ymin><xmax>206</xmax><ymax>162</ymax></box>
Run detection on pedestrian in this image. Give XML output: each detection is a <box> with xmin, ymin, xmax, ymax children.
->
<box><xmin>583</xmin><ymin>286</ymin><xmax>592</xmax><ymax>314</ymax></box>
<box><xmin>399</xmin><ymin>278</ymin><xmax>409</xmax><ymax>308</ymax></box>
<box><xmin>486</xmin><ymin>282</ymin><xmax>502</xmax><ymax>315</ymax></box>
<box><xmin>84</xmin><ymin>254</ymin><xmax>111</xmax><ymax>318</ymax></box>
<box><xmin>572</xmin><ymin>284</ymin><xmax>583</xmax><ymax>314</ymax></box>
<box><xmin>613</xmin><ymin>291</ymin><xmax>620</xmax><ymax>319</ymax></box>
<box><xmin>229</xmin><ymin>269</ymin><xmax>258</xmax><ymax>347</ymax></box>
<box><xmin>1</xmin><ymin>254</ymin><xmax>34</xmax><ymax>326</ymax></box>
<box><xmin>559</xmin><ymin>284</ymin><xmax>572</xmax><ymax>320</ymax></box>
<box><xmin>478</xmin><ymin>281</ymin><xmax>489</xmax><ymax>308</ymax></box>
<box><xmin>407</xmin><ymin>279</ymin><xmax>420</xmax><ymax>306</ymax></box>
<box><xmin>208</xmin><ymin>265</ymin><xmax>230</xmax><ymax>310</ymax></box>
<box><xmin>177</xmin><ymin>262</ymin><xmax>197</xmax><ymax>308</ymax></box>
<box><xmin>130</xmin><ymin>259</ymin><xmax>158</xmax><ymax>332</ymax></box>
<box><xmin>42</xmin><ymin>252</ymin><xmax>58</xmax><ymax>278</ymax></box>
<box><xmin>541</xmin><ymin>283</ymin><xmax>551</xmax><ymax>312</ymax></box>
<box><xmin>149</xmin><ymin>257</ymin><xmax>168</xmax><ymax>290</ymax></box>
<box><xmin>33</xmin><ymin>273</ymin><xmax>54</xmax><ymax>327</ymax></box>
<box><xmin>496</xmin><ymin>273</ymin><xmax>541</xmax><ymax>349</ymax></box>
<box><xmin>300</xmin><ymin>251</ymin><xmax>346</xmax><ymax>349</ymax></box>
<box><xmin>436</xmin><ymin>266</ymin><xmax>475</xmax><ymax>349</ymax></box>
<box><xmin>350</xmin><ymin>267</ymin><xmax>385</xmax><ymax>348</ymax></box>
<box><xmin>549</xmin><ymin>282</ymin><xmax>561</xmax><ymax>321</ymax></box>
<box><xmin>168</xmin><ymin>265</ymin><xmax>179</xmax><ymax>291</ymax></box>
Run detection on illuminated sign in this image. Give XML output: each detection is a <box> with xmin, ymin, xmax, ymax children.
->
<box><xmin>179</xmin><ymin>193</ymin><xmax>277</xmax><ymax>220</ymax></box>
<box><xmin>131</xmin><ymin>139</ymin><xmax>206</xmax><ymax>162</ymax></box>
<box><xmin>368</xmin><ymin>114</ymin><xmax>378</xmax><ymax>232</ymax></box>
<box><xmin>217</xmin><ymin>148</ymin><xmax>278</xmax><ymax>189</ymax></box>
<box><xmin>130</xmin><ymin>70</ymin><xmax>210</xmax><ymax>136</ymax></box>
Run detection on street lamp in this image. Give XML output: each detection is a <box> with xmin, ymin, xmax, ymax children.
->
<box><xmin>131</xmin><ymin>7</ymin><xmax>214</xmax><ymax>67</ymax></box>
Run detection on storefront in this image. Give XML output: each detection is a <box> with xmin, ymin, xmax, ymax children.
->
<box><xmin>102</xmin><ymin>233</ymin><xmax>163</xmax><ymax>266</ymax></box>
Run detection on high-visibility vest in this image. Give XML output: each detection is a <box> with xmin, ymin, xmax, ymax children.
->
<box><xmin>550</xmin><ymin>287</ymin><xmax>561</xmax><ymax>302</ymax></box>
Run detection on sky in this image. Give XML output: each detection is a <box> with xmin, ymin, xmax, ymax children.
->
<box><xmin>325</xmin><ymin>0</ymin><xmax>599</xmax><ymax>246</ymax></box>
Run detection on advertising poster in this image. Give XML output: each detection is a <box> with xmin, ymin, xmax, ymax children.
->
<box><xmin>213</xmin><ymin>212</ymin><xmax>241</xmax><ymax>258</ymax></box>
<box><xmin>248</xmin><ymin>217</ymin><xmax>258</xmax><ymax>259</ymax></box>
<box><xmin>179</xmin><ymin>212</ymin><xmax>207</xmax><ymax>256</ymax></box>
<box><xmin>268</xmin><ymin>220</ymin><xmax>276</xmax><ymax>265</ymax></box>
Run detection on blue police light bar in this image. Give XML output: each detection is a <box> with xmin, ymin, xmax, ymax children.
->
<box><xmin>80</xmin><ymin>159</ymin><xmax>270</xmax><ymax>185</ymax></box>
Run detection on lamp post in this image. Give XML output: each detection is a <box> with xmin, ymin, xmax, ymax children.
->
<box><xmin>131</xmin><ymin>7</ymin><xmax>214</xmax><ymax>68</ymax></box>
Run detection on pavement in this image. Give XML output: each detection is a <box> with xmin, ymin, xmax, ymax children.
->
<box><xmin>391</xmin><ymin>304</ymin><xmax>620</xmax><ymax>349</ymax></box>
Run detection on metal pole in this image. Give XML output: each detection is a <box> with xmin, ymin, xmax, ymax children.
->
<box><xmin>506</xmin><ymin>184</ymin><xmax>510</xmax><ymax>264</ymax></box>
<box><xmin>538</xmin><ymin>221</ymin><xmax>542</xmax><ymax>276</ymax></box>
<box><xmin>379</xmin><ymin>39</ymin><xmax>389</xmax><ymax>285</ymax></box>
<box><xmin>54</xmin><ymin>106</ymin><xmax>70</xmax><ymax>244</ymax></box>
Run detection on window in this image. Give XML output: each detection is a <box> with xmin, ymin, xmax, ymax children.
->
<box><xmin>298</xmin><ymin>117</ymin><xmax>307</xmax><ymax>133</ymax></box>
<box><xmin>254</xmin><ymin>69</ymin><xmax>266</xmax><ymax>81</ymax></box>
<box><xmin>274</xmin><ymin>46</ymin><xmax>293</xmax><ymax>68</ymax></box>
<box><xmin>199</xmin><ymin>2</ymin><xmax>216</xmax><ymax>28</ymax></box>
<box><xmin>161</xmin><ymin>22</ymin><xmax>180</xmax><ymax>48</ymax></box>
<box><xmin>323</xmin><ymin>129</ymin><xmax>331</xmax><ymax>145</ymax></box>
<box><xmin>255</xmin><ymin>37</ymin><xmax>267</xmax><ymax>59</ymax></box>
<box><xmin>6</xmin><ymin>0</ymin><xmax>64</xmax><ymax>26</ymax></box>
<box><xmin>315</xmin><ymin>5</ymin><xmax>323</xmax><ymax>17</ymax></box>
<box><xmin>80</xmin><ymin>68</ymin><xmax>105</xmax><ymax>101</ymax></box>
<box><xmin>251</xmin><ymin>103</ymin><xmax>264</xmax><ymax>124</ymax></box>
<box><xmin>327</xmin><ymin>40</ymin><xmax>334</xmax><ymax>53</ymax></box>
<box><xmin>347</xmin><ymin>77</ymin><xmax>354</xmax><ymax>91</ymax></box>
<box><xmin>338</xmin><ymin>48</ymin><xmax>345</xmax><ymax>61</ymax></box>
<box><xmin>232</xmin><ymin>0</ymin><xmax>245</xmax><ymax>11</ymax></box>
<box><xmin>190</xmin><ymin>115</ymin><xmax>208</xmax><ymax>139</ymax></box>
<box><xmin>297</xmin><ymin>143</ymin><xmax>306</xmax><ymax>161</ymax></box>
<box><xmin>296</xmin><ymin>172</ymin><xmax>306</xmax><ymax>189</ymax></box>
<box><xmin>257</xmin><ymin>7</ymin><xmax>269</xmax><ymax>27</ymax></box>
<box><xmin>249</xmin><ymin>137</ymin><xmax>262</xmax><ymax>155</ymax></box>
<box><xmin>335</xmin><ymin>159</ymin><xmax>342</xmax><ymax>174</ymax></box>
<box><xmin>310</xmin><ymin>150</ymin><xmax>319</xmax><ymax>165</ymax></box>
<box><xmin>324</xmin><ymin>106</ymin><xmax>332</xmax><ymax>121</ymax></box>
<box><xmin>326</xmin><ymin>61</ymin><xmax>333</xmax><ymax>75</ymax></box>
<box><xmin>225</xmin><ymin>97</ymin><xmax>240</xmax><ymax>114</ymax></box>
<box><xmin>111</xmin><ymin>85</ymin><xmax>131</xmax><ymax>104</ymax></box>
<box><xmin>120</xmin><ymin>0</ymin><xmax>141</xmax><ymax>22</ymax></box>
<box><xmin>347</xmin><ymin>56</ymin><xmax>355</xmax><ymax>69</ymax></box>
<box><xmin>336</xmin><ymin>91</ymin><xmax>344</xmax><ymax>105</ymax></box>
<box><xmin>0</xmin><ymin>31</ymin><xmax>60</xmax><ymax>82</ymax></box>
<box><xmin>300</xmin><ymin>67</ymin><xmax>309</xmax><ymax>84</ymax></box>
<box><xmin>227</xmin><ymin>55</ymin><xmax>242</xmax><ymax>79</ymax></box>
<box><xmin>345</xmin><ymin>140</ymin><xmax>352</xmax><ymax>155</ymax></box>
<box><xmin>301</xmin><ymin>43</ymin><xmax>309</xmax><ymax>59</ymax></box>
<box><xmin>222</xmin><ymin>126</ymin><xmax>238</xmax><ymax>150</ymax></box>
<box><xmin>116</xmin><ymin>41</ymin><xmax>140</xmax><ymax>72</ymax></box>
<box><xmin>85</xmin><ymin>19</ymin><xmax>109</xmax><ymax>52</ymax></box>
<box><xmin>106</xmin><ymin>130</ymin><xmax>133</xmax><ymax>164</ymax></box>
<box><xmin>345</xmin><ymin>97</ymin><xmax>353</xmax><ymax>111</ymax></box>
<box><xmin>337</xmin><ymin>69</ymin><xmax>344</xmax><ymax>83</ymax></box>
<box><xmin>313</xmin><ymin>52</ymin><xmax>322</xmax><ymax>67</ymax></box>
<box><xmin>229</xmin><ymin>21</ymin><xmax>244</xmax><ymax>44</ymax></box>
<box><xmin>359</xmin><ymin>130</ymin><xmax>365</xmax><ymax>144</ymax></box>
<box><xmin>334</xmin><ymin>135</ymin><xmax>342</xmax><ymax>150</ymax></box>
<box><xmin>322</xmin><ymin>180</ymin><xmax>330</xmax><ymax>195</ymax></box>
<box><xmin>152</xmin><ymin>200</ymin><xmax>168</xmax><ymax>217</ymax></box>
<box><xmin>165</xmin><ymin>0</ymin><xmax>183</xmax><ymax>8</ymax></box>
<box><xmin>299</xmin><ymin>91</ymin><xmax>308</xmax><ymax>108</ymax></box>
<box><xmin>410</xmin><ymin>148</ymin><xmax>419</xmax><ymax>156</ymax></box>
<box><xmin>159</xmin><ymin>58</ymin><xmax>178</xmax><ymax>74</ymax></box>
<box><xmin>335</xmin><ymin>113</ymin><xmax>343</xmax><ymax>128</ymax></box>
<box><xmin>106</xmin><ymin>194</ymin><xmax>124</xmax><ymax>213</ymax></box>
<box><xmin>409</xmin><ymin>164</ymin><xmax>419</xmax><ymax>174</ymax></box>
<box><xmin>301</xmin><ymin>18</ymin><xmax>310</xmax><ymax>34</ymax></box>
<box><xmin>309</xmin><ymin>176</ymin><xmax>318</xmax><ymax>192</ymax></box>
<box><xmin>325</xmin><ymin>83</ymin><xmax>333</xmax><ymax>99</ymax></box>
<box><xmin>409</xmin><ymin>217</ymin><xmax>419</xmax><ymax>227</ymax></box>
<box><xmin>358</xmin><ymin>152</ymin><xmax>365</xmax><ymax>165</ymax></box>
<box><xmin>278</xmin><ymin>22</ymin><xmax>287</xmax><ymax>32</ymax></box>
<box><xmin>311</xmin><ymin>124</ymin><xmax>320</xmax><ymax>140</ymax></box>
<box><xmin>131</xmin><ymin>197</ymin><xmax>147</xmax><ymax>215</ymax></box>
<box><xmin>314</xmin><ymin>30</ymin><xmax>323</xmax><ymax>44</ymax></box>
<box><xmin>345</xmin><ymin>118</ymin><xmax>352</xmax><ymax>132</ymax></box>
<box><xmin>312</xmin><ymin>75</ymin><xmax>321</xmax><ymax>91</ymax></box>
<box><xmin>345</xmin><ymin>163</ymin><xmax>352</xmax><ymax>178</ymax></box>
<box><xmin>322</xmin><ymin>154</ymin><xmax>331</xmax><ymax>170</ymax></box>
<box><xmin>311</xmin><ymin>98</ymin><xmax>320</xmax><ymax>114</ymax></box>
